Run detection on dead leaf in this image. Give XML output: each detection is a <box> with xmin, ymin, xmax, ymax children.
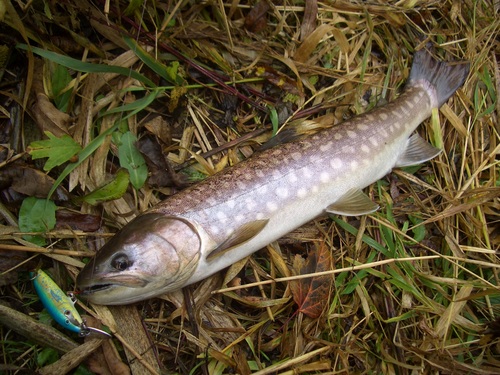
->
<box><xmin>290</xmin><ymin>242</ymin><xmax>333</xmax><ymax>319</ymax></box>
<box><xmin>295</xmin><ymin>24</ymin><xmax>334</xmax><ymax>64</ymax></box>
<box><xmin>244</xmin><ymin>1</ymin><xmax>270</xmax><ymax>33</ymax></box>
<box><xmin>136</xmin><ymin>135</ymin><xmax>189</xmax><ymax>188</ymax></box>
<box><xmin>55</xmin><ymin>210</ymin><xmax>101</xmax><ymax>232</ymax></box>
<box><xmin>30</xmin><ymin>60</ymin><xmax>71</xmax><ymax>137</ymax></box>
<box><xmin>300</xmin><ymin>0</ymin><xmax>318</xmax><ymax>41</ymax></box>
<box><xmin>0</xmin><ymin>250</ymin><xmax>27</xmax><ymax>286</ymax></box>
<box><xmin>84</xmin><ymin>316</ymin><xmax>130</xmax><ymax>375</ymax></box>
<box><xmin>3</xmin><ymin>165</ymin><xmax>70</xmax><ymax>201</ymax></box>
<box><xmin>143</xmin><ymin>115</ymin><xmax>171</xmax><ymax>145</ymax></box>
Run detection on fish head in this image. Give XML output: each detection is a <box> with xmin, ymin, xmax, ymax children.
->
<box><xmin>77</xmin><ymin>213</ymin><xmax>202</xmax><ymax>305</ymax></box>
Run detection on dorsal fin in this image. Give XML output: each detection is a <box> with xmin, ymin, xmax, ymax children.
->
<box><xmin>257</xmin><ymin>128</ymin><xmax>299</xmax><ymax>152</ymax></box>
<box><xmin>395</xmin><ymin>133</ymin><xmax>442</xmax><ymax>168</ymax></box>
<box><xmin>326</xmin><ymin>188</ymin><xmax>379</xmax><ymax>216</ymax></box>
<box><xmin>206</xmin><ymin>219</ymin><xmax>269</xmax><ymax>260</ymax></box>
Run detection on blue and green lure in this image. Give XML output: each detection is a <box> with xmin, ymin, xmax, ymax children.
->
<box><xmin>30</xmin><ymin>269</ymin><xmax>110</xmax><ymax>338</ymax></box>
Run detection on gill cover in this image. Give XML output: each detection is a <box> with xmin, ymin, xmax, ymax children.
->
<box><xmin>77</xmin><ymin>213</ymin><xmax>201</xmax><ymax>304</ymax></box>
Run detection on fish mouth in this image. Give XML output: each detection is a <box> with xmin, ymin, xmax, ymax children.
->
<box><xmin>78</xmin><ymin>274</ymin><xmax>149</xmax><ymax>295</ymax></box>
<box><xmin>79</xmin><ymin>282</ymin><xmax>114</xmax><ymax>296</ymax></box>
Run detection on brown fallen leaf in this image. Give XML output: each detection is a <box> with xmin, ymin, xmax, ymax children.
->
<box><xmin>0</xmin><ymin>249</ymin><xmax>27</xmax><ymax>286</ymax></box>
<box><xmin>136</xmin><ymin>135</ymin><xmax>189</xmax><ymax>188</ymax></box>
<box><xmin>290</xmin><ymin>241</ymin><xmax>333</xmax><ymax>319</ymax></box>
<box><xmin>55</xmin><ymin>210</ymin><xmax>101</xmax><ymax>232</ymax></box>
<box><xmin>84</xmin><ymin>315</ymin><xmax>130</xmax><ymax>375</ymax></box>
<box><xmin>3</xmin><ymin>165</ymin><xmax>70</xmax><ymax>201</ymax></box>
<box><xmin>30</xmin><ymin>59</ymin><xmax>71</xmax><ymax>137</ymax></box>
<box><xmin>244</xmin><ymin>1</ymin><xmax>270</xmax><ymax>33</ymax></box>
<box><xmin>300</xmin><ymin>0</ymin><xmax>318</xmax><ymax>41</ymax></box>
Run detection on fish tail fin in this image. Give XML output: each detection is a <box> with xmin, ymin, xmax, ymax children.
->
<box><xmin>409</xmin><ymin>49</ymin><xmax>469</xmax><ymax>107</ymax></box>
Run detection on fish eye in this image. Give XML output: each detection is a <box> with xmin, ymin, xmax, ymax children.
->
<box><xmin>111</xmin><ymin>254</ymin><xmax>131</xmax><ymax>271</ymax></box>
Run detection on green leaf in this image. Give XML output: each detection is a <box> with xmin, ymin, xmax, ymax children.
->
<box><xmin>80</xmin><ymin>169</ymin><xmax>130</xmax><ymax>205</ymax></box>
<box><xmin>268</xmin><ymin>105</ymin><xmax>279</xmax><ymax>136</ymax></box>
<box><xmin>47</xmin><ymin>123</ymin><xmax>119</xmax><ymax>199</ymax></box>
<box><xmin>123</xmin><ymin>0</ymin><xmax>145</xmax><ymax>15</ymax></box>
<box><xmin>18</xmin><ymin>197</ymin><xmax>56</xmax><ymax>246</ymax></box>
<box><xmin>123</xmin><ymin>36</ymin><xmax>182</xmax><ymax>85</ymax></box>
<box><xmin>117</xmin><ymin>131</ymin><xmax>148</xmax><ymax>190</ymax></box>
<box><xmin>51</xmin><ymin>64</ymin><xmax>73</xmax><ymax>112</ymax></box>
<box><xmin>37</xmin><ymin>347</ymin><xmax>59</xmax><ymax>367</ymax></box>
<box><xmin>29</xmin><ymin>131</ymin><xmax>82</xmax><ymax>171</ymax></box>
<box><xmin>16</xmin><ymin>44</ymin><xmax>156</xmax><ymax>87</ymax></box>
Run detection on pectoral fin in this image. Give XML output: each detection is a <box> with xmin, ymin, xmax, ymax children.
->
<box><xmin>395</xmin><ymin>134</ymin><xmax>442</xmax><ymax>168</ymax></box>
<box><xmin>206</xmin><ymin>219</ymin><xmax>269</xmax><ymax>260</ymax></box>
<box><xmin>326</xmin><ymin>189</ymin><xmax>379</xmax><ymax>216</ymax></box>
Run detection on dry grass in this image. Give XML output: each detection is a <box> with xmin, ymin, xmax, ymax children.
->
<box><xmin>0</xmin><ymin>0</ymin><xmax>499</xmax><ymax>374</ymax></box>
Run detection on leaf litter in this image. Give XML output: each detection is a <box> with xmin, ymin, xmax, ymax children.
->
<box><xmin>0</xmin><ymin>0</ymin><xmax>499</xmax><ymax>374</ymax></box>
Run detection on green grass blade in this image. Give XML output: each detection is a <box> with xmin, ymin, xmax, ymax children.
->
<box><xmin>16</xmin><ymin>44</ymin><xmax>156</xmax><ymax>87</ymax></box>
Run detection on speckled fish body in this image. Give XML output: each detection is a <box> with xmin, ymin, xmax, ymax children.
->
<box><xmin>77</xmin><ymin>50</ymin><xmax>469</xmax><ymax>305</ymax></box>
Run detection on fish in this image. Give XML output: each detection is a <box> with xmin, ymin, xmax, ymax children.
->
<box><xmin>77</xmin><ymin>49</ymin><xmax>469</xmax><ymax>305</ymax></box>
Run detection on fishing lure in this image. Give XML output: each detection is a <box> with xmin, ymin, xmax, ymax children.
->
<box><xmin>30</xmin><ymin>269</ymin><xmax>110</xmax><ymax>338</ymax></box>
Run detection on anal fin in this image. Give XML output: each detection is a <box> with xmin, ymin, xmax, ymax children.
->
<box><xmin>326</xmin><ymin>189</ymin><xmax>379</xmax><ymax>216</ymax></box>
<box><xmin>206</xmin><ymin>219</ymin><xmax>269</xmax><ymax>260</ymax></box>
<box><xmin>395</xmin><ymin>134</ymin><xmax>442</xmax><ymax>168</ymax></box>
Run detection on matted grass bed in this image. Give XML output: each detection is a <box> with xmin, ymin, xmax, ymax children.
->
<box><xmin>0</xmin><ymin>1</ymin><xmax>498</xmax><ymax>374</ymax></box>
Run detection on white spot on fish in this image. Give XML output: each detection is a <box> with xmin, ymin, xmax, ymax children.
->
<box><xmin>413</xmin><ymin>95</ymin><xmax>421</xmax><ymax>104</ymax></box>
<box><xmin>393</xmin><ymin>110</ymin><xmax>404</xmax><ymax>119</ymax></box>
<box><xmin>288</xmin><ymin>172</ymin><xmax>298</xmax><ymax>183</ymax></box>
<box><xmin>334</xmin><ymin>133</ymin><xmax>343</xmax><ymax>140</ymax></box>
<box><xmin>227</xmin><ymin>200</ymin><xmax>236</xmax><ymax>209</ymax></box>
<box><xmin>379</xmin><ymin>112</ymin><xmax>388</xmax><ymax>120</ymax></box>
<box><xmin>330</xmin><ymin>158</ymin><xmax>342</xmax><ymax>169</ymax></box>
<box><xmin>370</xmin><ymin>137</ymin><xmax>379</xmax><ymax>146</ymax></box>
<box><xmin>342</xmin><ymin>145</ymin><xmax>355</xmax><ymax>153</ymax></box>
<box><xmin>256</xmin><ymin>170</ymin><xmax>265</xmax><ymax>178</ymax></box>
<box><xmin>210</xmin><ymin>226</ymin><xmax>220</xmax><ymax>235</ymax></box>
<box><xmin>297</xmin><ymin>188</ymin><xmax>307</xmax><ymax>198</ymax></box>
<box><xmin>320</xmin><ymin>142</ymin><xmax>333</xmax><ymax>152</ymax></box>
<box><xmin>216</xmin><ymin>211</ymin><xmax>228</xmax><ymax>222</ymax></box>
<box><xmin>256</xmin><ymin>212</ymin><xmax>265</xmax><ymax>220</ymax></box>
<box><xmin>320</xmin><ymin>172</ymin><xmax>330</xmax><ymax>183</ymax></box>
<box><xmin>235</xmin><ymin>214</ymin><xmax>244</xmax><ymax>223</ymax></box>
<box><xmin>266</xmin><ymin>201</ymin><xmax>278</xmax><ymax>212</ymax></box>
<box><xmin>312</xmin><ymin>185</ymin><xmax>319</xmax><ymax>193</ymax></box>
<box><xmin>366</xmin><ymin>114</ymin><xmax>375</xmax><ymax>122</ymax></box>
<box><xmin>357</xmin><ymin>123</ymin><xmax>369</xmax><ymax>131</ymax></box>
<box><xmin>291</xmin><ymin>152</ymin><xmax>302</xmax><ymax>161</ymax></box>
<box><xmin>302</xmin><ymin>168</ymin><xmax>313</xmax><ymax>178</ymax></box>
<box><xmin>350</xmin><ymin>161</ymin><xmax>359</xmax><ymax>170</ymax></box>
<box><xmin>207</xmin><ymin>197</ymin><xmax>217</xmax><ymax>206</ymax></box>
<box><xmin>276</xmin><ymin>187</ymin><xmax>289</xmax><ymax>198</ymax></box>
<box><xmin>236</xmin><ymin>181</ymin><xmax>247</xmax><ymax>190</ymax></box>
<box><xmin>347</xmin><ymin>130</ymin><xmax>356</xmax><ymax>139</ymax></box>
<box><xmin>406</xmin><ymin>100</ymin><xmax>414</xmax><ymax>109</ymax></box>
<box><xmin>245</xmin><ymin>198</ymin><xmax>257</xmax><ymax>210</ymax></box>
<box><xmin>361</xmin><ymin>144</ymin><xmax>370</xmax><ymax>153</ymax></box>
<box><xmin>389</xmin><ymin>125</ymin><xmax>394</xmax><ymax>133</ymax></box>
